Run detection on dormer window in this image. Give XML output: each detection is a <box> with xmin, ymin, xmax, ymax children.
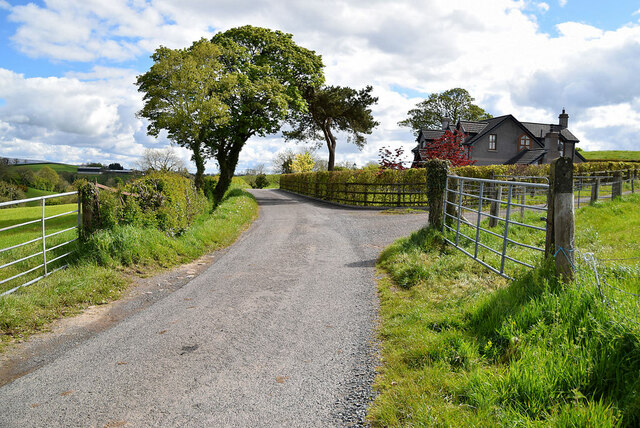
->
<box><xmin>518</xmin><ymin>135</ymin><xmax>531</xmax><ymax>151</ymax></box>
<box><xmin>488</xmin><ymin>134</ymin><xmax>497</xmax><ymax>151</ymax></box>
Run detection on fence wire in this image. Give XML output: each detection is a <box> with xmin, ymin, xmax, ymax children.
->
<box><xmin>561</xmin><ymin>249</ymin><xmax>640</xmax><ymax>327</ymax></box>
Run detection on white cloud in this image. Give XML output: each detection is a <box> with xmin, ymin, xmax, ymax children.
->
<box><xmin>559</xmin><ymin>0</ymin><xmax>568</xmax><ymax>7</ymax></box>
<box><xmin>1</xmin><ymin>0</ymin><xmax>640</xmax><ymax>169</ymax></box>
<box><xmin>536</xmin><ymin>2</ymin><xmax>550</xmax><ymax>13</ymax></box>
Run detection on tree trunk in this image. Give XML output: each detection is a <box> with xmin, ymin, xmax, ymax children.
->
<box><xmin>213</xmin><ymin>141</ymin><xmax>243</xmax><ymax>203</ymax></box>
<box><xmin>324</xmin><ymin>124</ymin><xmax>337</xmax><ymax>171</ymax></box>
<box><xmin>192</xmin><ymin>148</ymin><xmax>205</xmax><ymax>190</ymax></box>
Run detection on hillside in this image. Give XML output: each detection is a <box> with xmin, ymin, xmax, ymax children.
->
<box><xmin>8</xmin><ymin>162</ymin><xmax>78</xmax><ymax>173</ymax></box>
<box><xmin>581</xmin><ymin>150</ymin><xmax>640</xmax><ymax>161</ymax></box>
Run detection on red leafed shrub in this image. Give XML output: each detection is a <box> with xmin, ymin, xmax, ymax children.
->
<box><xmin>378</xmin><ymin>146</ymin><xmax>407</xmax><ymax>172</ymax></box>
<box><xmin>419</xmin><ymin>130</ymin><xmax>476</xmax><ymax>167</ymax></box>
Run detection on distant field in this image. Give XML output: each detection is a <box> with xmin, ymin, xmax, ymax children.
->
<box><xmin>581</xmin><ymin>150</ymin><xmax>640</xmax><ymax>161</ymax></box>
<box><xmin>8</xmin><ymin>163</ymin><xmax>78</xmax><ymax>173</ymax></box>
<box><xmin>0</xmin><ymin>202</ymin><xmax>79</xmax><ymax>295</ymax></box>
<box><xmin>23</xmin><ymin>187</ymin><xmax>56</xmax><ymax>199</ymax></box>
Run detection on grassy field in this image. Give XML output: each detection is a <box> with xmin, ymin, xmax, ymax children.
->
<box><xmin>581</xmin><ymin>150</ymin><xmax>640</xmax><ymax>161</ymax></box>
<box><xmin>8</xmin><ymin>162</ymin><xmax>78</xmax><ymax>173</ymax></box>
<box><xmin>23</xmin><ymin>187</ymin><xmax>56</xmax><ymax>199</ymax></box>
<box><xmin>0</xmin><ymin>182</ymin><xmax>258</xmax><ymax>351</ymax></box>
<box><xmin>371</xmin><ymin>193</ymin><xmax>640</xmax><ymax>426</ymax></box>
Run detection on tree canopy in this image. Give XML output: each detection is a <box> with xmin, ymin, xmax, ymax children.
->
<box><xmin>137</xmin><ymin>27</ymin><xmax>324</xmax><ymax>200</ymax></box>
<box><xmin>136</xmin><ymin>39</ymin><xmax>234</xmax><ymax>189</ymax></box>
<box><xmin>284</xmin><ymin>85</ymin><xmax>378</xmax><ymax>171</ymax></box>
<box><xmin>398</xmin><ymin>88</ymin><xmax>492</xmax><ymax>136</ymax></box>
<box><xmin>203</xmin><ymin>26</ymin><xmax>325</xmax><ymax>201</ymax></box>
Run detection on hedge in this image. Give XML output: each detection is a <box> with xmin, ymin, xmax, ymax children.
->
<box><xmin>280</xmin><ymin>168</ymin><xmax>429</xmax><ymax>207</ymax></box>
<box><xmin>280</xmin><ymin>162</ymin><xmax>639</xmax><ymax>207</ymax></box>
<box><xmin>79</xmin><ymin>172</ymin><xmax>208</xmax><ymax>237</ymax></box>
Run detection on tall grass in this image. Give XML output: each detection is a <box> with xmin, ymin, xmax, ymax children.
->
<box><xmin>371</xmin><ymin>194</ymin><xmax>640</xmax><ymax>427</ymax></box>
<box><xmin>0</xmin><ymin>186</ymin><xmax>258</xmax><ymax>350</ymax></box>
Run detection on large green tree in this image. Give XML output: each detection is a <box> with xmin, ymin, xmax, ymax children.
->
<box><xmin>204</xmin><ymin>26</ymin><xmax>324</xmax><ymax>201</ymax></box>
<box><xmin>284</xmin><ymin>85</ymin><xmax>378</xmax><ymax>171</ymax></box>
<box><xmin>398</xmin><ymin>88</ymin><xmax>492</xmax><ymax>136</ymax></box>
<box><xmin>136</xmin><ymin>39</ymin><xmax>233</xmax><ymax>189</ymax></box>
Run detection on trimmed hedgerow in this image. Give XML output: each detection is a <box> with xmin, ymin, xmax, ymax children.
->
<box><xmin>454</xmin><ymin>161</ymin><xmax>638</xmax><ymax>179</ymax></box>
<box><xmin>280</xmin><ymin>168</ymin><xmax>429</xmax><ymax>207</ymax></box>
<box><xmin>280</xmin><ymin>162</ymin><xmax>638</xmax><ymax>207</ymax></box>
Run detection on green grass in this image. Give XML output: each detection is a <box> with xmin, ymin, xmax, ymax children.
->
<box><xmin>23</xmin><ymin>187</ymin><xmax>56</xmax><ymax>199</ymax></box>
<box><xmin>581</xmin><ymin>151</ymin><xmax>640</xmax><ymax>162</ymax></box>
<box><xmin>371</xmin><ymin>194</ymin><xmax>640</xmax><ymax>427</ymax></box>
<box><xmin>8</xmin><ymin>162</ymin><xmax>78</xmax><ymax>173</ymax></box>
<box><xmin>0</xmin><ymin>184</ymin><xmax>258</xmax><ymax>351</ymax></box>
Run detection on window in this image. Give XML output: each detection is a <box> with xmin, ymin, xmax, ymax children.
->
<box><xmin>518</xmin><ymin>135</ymin><xmax>531</xmax><ymax>151</ymax></box>
<box><xmin>488</xmin><ymin>134</ymin><xmax>497</xmax><ymax>151</ymax></box>
<box><xmin>558</xmin><ymin>141</ymin><xmax>564</xmax><ymax>155</ymax></box>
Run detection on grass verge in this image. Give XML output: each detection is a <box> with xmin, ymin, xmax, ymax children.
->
<box><xmin>0</xmin><ymin>186</ymin><xmax>258</xmax><ymax>351</ymax></box>
<box><xmin>371</xmin><ymin>194</ymin><xmax>640</xmax><ymax>427</ymax></box>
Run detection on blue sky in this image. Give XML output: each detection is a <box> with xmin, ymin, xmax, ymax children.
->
<box><xmin>0</xmin><ymin>0</ymin><xmax>639</xmax><ymax>172</ymax></box>
<box><xmin>535</xmin><ymin>1</ymin><xmax>639</xmax><ymax>34</ymax></box>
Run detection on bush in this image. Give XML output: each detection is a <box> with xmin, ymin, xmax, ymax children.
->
<box><xmin>202</xmin><ymin>175</ymin><xmax>218</xmax><ymax>200</ymax></box>
<box><xmin>0</xmin><ymin>180</ymin><xmax>26</xmax><ymax>202</ymax></box>
<box><xmin>251</xmin><ymin>173</ymin><xmax>269</xmax><ymax>189</ymax></box>
<box><xmin>78</xmin><ymin>172</ymin><xmax>208</xmax><ymax>236</ymax></box>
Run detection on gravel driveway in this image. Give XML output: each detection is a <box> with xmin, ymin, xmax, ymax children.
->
<box><xmin>0</xmin><ymin>189</ymin><xmax>427</xmax><ymax>427</ymax></box>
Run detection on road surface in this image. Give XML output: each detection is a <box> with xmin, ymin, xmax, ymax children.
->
<box><xmin>0</xmin><ymin>189</ymin><xmax>427</xmax><ymax>427</ymax></box>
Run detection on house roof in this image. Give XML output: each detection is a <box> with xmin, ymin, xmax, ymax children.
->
<box><xmin>505</xmin><ymin>149</ymin><xmax>547</xmax><ymax>165</ymax></box>
<box><xmin>458</xmin><ymin>120</ymin><xmax>489</xmax><ymax>134</ymax></box>
<box><xmin>521</xmin><ymin>122</ymin><xmax>580</xmax><ymax>142</ymax></box>
<box><xmin>418</xmin><ymin>129</ymin><xmax>446</xmax><ymax>140</ymax></box>
<box><xmin>462</xmin><ymin>115</ymin><xmax>545</xmax><ymax>149</ymax></box>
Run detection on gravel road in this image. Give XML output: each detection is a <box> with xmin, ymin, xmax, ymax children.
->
<box><xmin>0</xmin><ymin>189</ymin><xmax>427</xmax><ymax>427</ymax></box>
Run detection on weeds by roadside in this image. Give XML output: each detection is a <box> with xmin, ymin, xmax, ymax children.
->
<box><xmin>371</xmin><ymin>194</ymin><xmax>640</xmax><ymax>427</ymax></box>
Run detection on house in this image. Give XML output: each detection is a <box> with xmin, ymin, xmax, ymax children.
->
<box><xmin>411</xmin><ymin>109</ymin><xmax>586</xmax><ymax>166</ymax></box>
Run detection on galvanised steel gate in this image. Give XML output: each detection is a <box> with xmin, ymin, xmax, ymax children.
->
<box><xmin>0</xmin><ymin>191</ymin><xmax>80</xmax><ymax>297</ymax></box>
<box><xmin>442</xmin><ymin>176</ymin><xmax>549</xmax><ymax>280</ymax></box>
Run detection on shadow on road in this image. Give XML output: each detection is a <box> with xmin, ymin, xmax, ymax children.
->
<box><xmin>253</xmin><ymin>196</ymin><xmax>301</xmax><ymax>206</ymax></box>
<box><xmin>345</xmin><ymin>259</ymin><xmax>377</xmax><ymax>268</ymax></box>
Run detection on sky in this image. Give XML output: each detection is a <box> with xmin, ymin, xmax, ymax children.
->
<box><xmin>0</xmin><ymin>0</ymin><xmax>639</xmax><ymax>173</ymax></box>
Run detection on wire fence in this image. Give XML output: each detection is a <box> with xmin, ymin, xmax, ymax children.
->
<box><xmin>563</xmin><ymin>249</ymin><xmax>640</xmax><ymax>326</ymax></box>
<box><xmin>496</xmin><ymin>168</ymin><xmax>638</xmax><ymax>209</ymax></box>
<box><xmin>0</xmin><ymin>191</ymin><xmax>80</xmax><ymax>297</ymax></box>
<box><xmin>442</xmin><ymin>175</ymin><xmax>549</xmax><ymax>280</ymax></box>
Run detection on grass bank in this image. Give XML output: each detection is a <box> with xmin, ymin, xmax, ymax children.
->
<box><xmin>371</xmin><ymin>194</ymin><xmax>640</xmax><ymax>426</ymax></box>
<box><xmin>0</xmin><ymin>185</ymin><xmax>258</xmax><ymax>351</ymax></box>
<box><xmin>581</xmin><ymin>150</ymin><xmax>640</xmax><ymax>162</ymax></box>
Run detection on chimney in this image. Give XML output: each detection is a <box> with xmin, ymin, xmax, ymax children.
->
<box><xmin>559</xmin><ymin>109</ymin><xmax>569</xmax><ymax>129</ymax></box>
<box><xmin>441</xmin><ymin>117</ymin><xmax>451</xmax><ymax>130</ymax></box>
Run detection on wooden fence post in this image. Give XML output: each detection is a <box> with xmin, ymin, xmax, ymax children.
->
<box><xmin>489</xmin><ymin>186</ymin><xmax>502</xmax><ymax>228</ymax></box>
<box><xmin>590</xmin><ymin>177</ymin><xmax>600</xmax><ymax>205</ymax></box>
<box><xmin>548</xmin><ymin>157</ymin><xmax>575</xmax><ymax>281</ymax></box>
<box><xmin>612</xmin><ymin>171</ymin><xmax>622</xmax><ymax>199</ymax></box>
<box><xmin>425</xmin><ymin>159</ymin><xmax>448</xmax><ymax>230</ymax></box>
